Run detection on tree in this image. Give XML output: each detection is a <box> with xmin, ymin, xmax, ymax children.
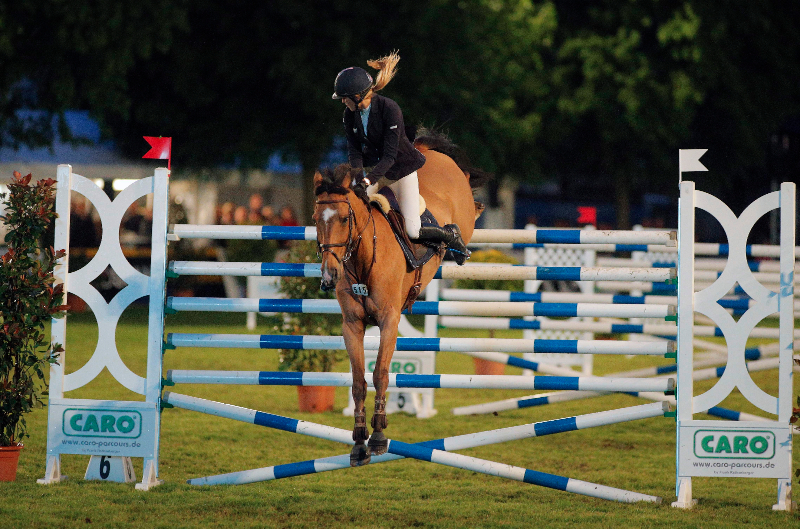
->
<box><xmin>104</xmin><ymin>0</ymin><xmax>558</xmax><ymax>220</ymax></box>
<box><xmin>0</xmin><ymin>0</ymin><xmax>188</xmax><ymax>150</ymax></box>
<box><xmin>539</xmin><ymin>1</ymin><xmax>705</xmax><ymax>227</ymax></box>
<box><xmin>537</xmin><ymin>1</ymin><xmax>800</xmax><ymax>228</ymax></box>
<box><xmin>684</xmin><ymin>1</ymin><xmax>800</xmax><ymax>213</ymax></box>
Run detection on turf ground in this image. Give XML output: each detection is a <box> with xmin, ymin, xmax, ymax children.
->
<box><xmin>1</xmin><ymin>309</ymin><xmax>798</xmax><ymax>528</ymax></box>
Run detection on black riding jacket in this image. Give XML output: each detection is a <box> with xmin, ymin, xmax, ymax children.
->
<box><xmin>343</xmin><ymin>94</ymin><xmax>426</xmax><ymax>182</ymax></box>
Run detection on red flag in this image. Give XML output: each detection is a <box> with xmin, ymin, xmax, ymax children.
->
<box><xmin>576</xmin><ymin>206</ymin><xmax>597</xmax><ymax>226</ymax></box>
<box><xmin>142</xmin><ymin>136</ymin><xmax>172</xmax><ymax>169</ymax></box>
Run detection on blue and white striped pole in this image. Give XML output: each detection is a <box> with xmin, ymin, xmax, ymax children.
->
<box><xmin>164</xmin><ymin>370</ymin><xmax>675</xmax><ymax>393</ymax></box>
<box><xmin>487</xmin><ymin>242</ymin><xmax>796</xmax><ymax>258</ymax></box>
<box><xmin>437</xmin><ymin>316</ymin><xmax>799</xmax><ymax>339</ymax></box>
<box><xmin>171</xmin><ymin>224</ymin><xmax>676</xmax><ymax>247</ymax></box>
<box><xmin>594</xmin><ymin>281</ymin><xmax>677</xmax><ymax>294</ymax></box>
<box><xmin>440</xmin><ymin>288</ymin><xmax>677</xmax><ymax>306</ymax></box>
<box><xmin>163</xmin><ymin>392</ymin><xmax>664</xmax><ymax>502</ymax></box>
<box><xmin>170</xmin><ymin>224</ymin><xmax>800</xmax><ymax>257</ymax></box>
<box><xmin>433</xmin><ymin>264</ymin><xmax>675</xmax><ymax>282</ymax></box>
<box><xmin>597</xmin><ymin>256</ymin><xmax>800</xmax><ymax>276</ymax></box>
<box><xmin>172</xmin><ymin>225</ymin><xmax>316</xmax><ymax>241</ymax></box>
<box><xmin>384</xmin><ymin>439</ymin><xmax>660</xmax><ymax>503</ymax></box>
<box><xmin>438</xmin><ymin>316</ymin><xmax>678</xmax><ymax>335</ymax></box>
<box><xmin>166</xmin><ymin>297</ymin><xmax>674</xmax><ymax>319</ymax></box>
<box><xmin>165</xmin><ymin>333</ymin><xmax>675</xmax><ymax>356</ymax></box>
<box><xmin>168</xmin><ymin>261</ymin><xmax>675</xmax><ymax>282</ymax></box>
<box><xmin>169</xmin><ymin>261</ymin><xmax>321</xmax><ymax>277</ymax></box>
<box><xmin>451</xmin><ymin>357</ymin><xmax>780</xmax><ymax>416</ymax></box>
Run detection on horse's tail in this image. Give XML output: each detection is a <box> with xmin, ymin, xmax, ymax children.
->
<box><xmin>412</xmin><ymin>128</ymin><xmax>493</xmax><ymax>189</ymax></box>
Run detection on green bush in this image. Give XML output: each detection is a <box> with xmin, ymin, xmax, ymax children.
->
<box><xmin>0</xmin><ymin>172</ymin><xmax>66</xmax><ymax>446</ymax></box>
<box><xmin>452</xmin><ymin>249</ymin><xmax>523</xmax><ymax>291</ymax></box>
<box><xmin>276</xmin><ymin>241</ymin><xmax>345</xmax><ymax>372</ymax></box>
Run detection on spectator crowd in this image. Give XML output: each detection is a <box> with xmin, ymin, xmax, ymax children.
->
<box><xmin>216</xmin><ymin>193</ymin><xmax>298</xmax><ymax>228</ymax></box>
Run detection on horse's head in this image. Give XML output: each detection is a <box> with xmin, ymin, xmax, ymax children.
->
<box><xmin>313</xmin><ymin>165</ymin><xmax>360</xmax><ymax>292</ymax></box>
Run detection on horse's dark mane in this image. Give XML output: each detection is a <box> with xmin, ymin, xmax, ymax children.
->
<box><xmin>413</xmin><ymin>128</ymin><xmax>493</xmax><ymax>189</ymax></box>
<box><xmin>315</xmin><ymin>165</ymin><xmax>352</xmax><ymax>195</ymax></box>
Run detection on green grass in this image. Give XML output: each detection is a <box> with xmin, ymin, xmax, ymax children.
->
<box><xmin>1</xmin><ymin>308</ymin><xmax>798</xmax><ymax>528</ymax></box>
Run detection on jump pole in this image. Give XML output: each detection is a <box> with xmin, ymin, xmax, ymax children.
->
<box><xmin>164</xmin><ymin>333</ymin><xmax>674</xmax><ymax>356</ymax></box>
<box><xmin>437</xmin><ymin>315</ymin><xmax>800</xmax><ymax>339</ymax></box>
<box><xmin>162</xmin><ymin>392</ymin><xmax>664</xmax><ymax>503</ymax></box>
<box><xmin>164</xmin><ymin>370</ymin><xmax>675</xmax><ymax>394</ymax></box>
<box><xmin>168</xmin><ymin>261</ymin><xmax>676</xmax><ymax>282</ymax></box>
<box><xmin>171</xmin><ymin>224</ymin><xmax>676</xmax><ymax>246</ymax></box>
<box><xmin>439</xmin><ymin>288</ymin><xmax>677</xmax><ymax>305</ymax></box>
<box><xmin>471</xmin><ymin>242</ymin><xmax>800</xmax><ymax>258</ymax></box>
<box><xmin>451</xmin><ymin>357</ymin><xmax>781</xmax><ymax>416</ymax></box>
<box><xmin>166</xmin><ymin>297</ymin><xmax>675</xmax><ymax>319</ymax></box>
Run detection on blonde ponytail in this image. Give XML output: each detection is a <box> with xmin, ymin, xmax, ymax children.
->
<box><xmin>367</xmin><ymin>50</ymin><xmax>400</xmax><ymax>92</ymax></box>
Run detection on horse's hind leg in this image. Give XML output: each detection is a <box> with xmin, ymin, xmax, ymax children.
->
<box><xmin>342</xmin><ymin>318</ymin><xmax>370</xmax><ymax>466</ymax></box>
<box><xmin>368</xmin><ymin>312</ymin><xmax>400</xmax><ymax>456</ymax></box>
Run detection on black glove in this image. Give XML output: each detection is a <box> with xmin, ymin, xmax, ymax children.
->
<box><xmin>352</xmin><ymin>180</ymin><xmax>369</xmax><ymax>202</ymax></box>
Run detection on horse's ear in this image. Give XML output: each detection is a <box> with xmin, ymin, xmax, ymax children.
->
<box><xmin>341</xmin><ymin>170</ymin><xmax>353</xmax><ymax>188</ymax></box>
<box><xmin>313</xmin><ymin>171</ymin><xmax>323</xmax><ymax>189</ymax></box>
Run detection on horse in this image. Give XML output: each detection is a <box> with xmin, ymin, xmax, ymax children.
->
<box><xmin>312</xmin><ymin>133</ymin><xmax>488</xmax><ymax>467</ymax></box>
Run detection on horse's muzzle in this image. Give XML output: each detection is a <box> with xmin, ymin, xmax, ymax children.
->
<box><xmin>320</xmin><ymin>266</ymin><xmax>338</xmax><ymax>292</ymax></box>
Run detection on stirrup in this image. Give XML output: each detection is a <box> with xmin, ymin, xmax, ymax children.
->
<box><xmin>444</xmin><ymin>224</ymin><xmax>470</xmax><ymax>265</ymax></box>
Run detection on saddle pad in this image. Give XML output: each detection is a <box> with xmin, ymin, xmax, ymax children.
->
<box><xmin>372</xmin><ymin>187</ymin><xmax>441</xmax><ymax>270</ymax></box>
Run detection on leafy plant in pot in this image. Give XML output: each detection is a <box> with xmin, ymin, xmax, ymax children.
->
<box><xmin>451</xmin><ymin>249</ymin><xmax>524</xmax><ymax>375</ymax></box>
<box><xmin>0</xmin><ymin>172</ymin><xmax>67</xmax><ymax>481</ymax></box>
<box><xmin>275</xmin><ymin>241</ymin><xmax>345</xmax><ymax>412</ymax></box>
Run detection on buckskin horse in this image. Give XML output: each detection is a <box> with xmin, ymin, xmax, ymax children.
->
<box><xmin>313</xmin><ymin>132</ymin><xmax>489</xmax><ymax>467</ymax></box>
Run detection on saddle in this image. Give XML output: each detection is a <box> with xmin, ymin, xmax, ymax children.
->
<box><xmin>368</xmin><ymin>188</ymin><xmax>444</xmax><ymax>271</ymax></box>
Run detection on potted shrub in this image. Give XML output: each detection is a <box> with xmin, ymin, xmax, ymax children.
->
<box><xmin>275</xmin><ymin>241</ymin><xmax>345</xmax><ymax>412</ymax></box>
<box><xmin>452</xmin><ymin>249</ymin><xmax>524</xmax><ymax>375</ymax></box>
<box><xmin>0</xmin><ymin>172</ymin><xmax>66</xmax><ymax>481</ymax></box>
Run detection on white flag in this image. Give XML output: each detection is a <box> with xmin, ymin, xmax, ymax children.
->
<box><xmin>679</xmin><ymin>149</ymin><xmax>708</xmax><ymax>173</ymax></box>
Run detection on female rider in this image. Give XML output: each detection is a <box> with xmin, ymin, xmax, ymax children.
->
<box><xmin>331</xmin><ymin>51</ymin><xmax>470</xmax><ymax>264</ymax></box>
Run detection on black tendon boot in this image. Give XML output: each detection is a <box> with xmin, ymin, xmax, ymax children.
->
<box><xmin>417</xmin><ymin>224</ymin><xmax>471</xmax><ymax>265</ymax></box>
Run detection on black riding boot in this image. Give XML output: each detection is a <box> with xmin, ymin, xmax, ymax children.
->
<box><xmin>417</xmin><ymin>224</ymin><xmax>471</xmax><ymax>265</ymax></box>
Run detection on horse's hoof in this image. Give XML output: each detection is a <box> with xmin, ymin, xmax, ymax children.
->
<box><xmin>368</xmin><ymin>431</ymin><xmax>388</xmax><ymax>456</ymax></box>
<box><xmin>350</xmin><ymin>443</ymin><xmax>371</xmax><ymax>467</ymax></box>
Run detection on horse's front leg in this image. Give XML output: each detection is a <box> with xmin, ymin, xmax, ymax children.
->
<box><xmin>342</xmin><ymin>316</ymin><xmax>370</xmax><ymax>467</ymax></box>
<box><xmin>368</xmin><ymin>310</ymin><xmax>401</xmax><ymax>456</ymax></box>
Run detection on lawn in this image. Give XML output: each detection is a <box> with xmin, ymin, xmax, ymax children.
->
<box><xmin>1</xmin><ymin>308</ymin><xmax>798</xmax><ymax>528</ymax></box>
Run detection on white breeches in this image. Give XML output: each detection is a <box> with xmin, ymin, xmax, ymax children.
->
<box><xmin>388</xmin><ymin>171</ymin><xmax>421</xmax><ymax>239</ymax></box>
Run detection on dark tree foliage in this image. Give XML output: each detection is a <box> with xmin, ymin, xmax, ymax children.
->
<box><xmin>0</xmin><ymin>0</ymin><xmax>189</xmax><ymax>150</ymax></box>
<box><xmin>539</xmin><ymin>1</ymin><xmax>800</xmax><ymax>226</ymax></box>
<box><xmin>3</xmin><ymin>1</ymin><xmax>800</xmax><ymax>227</ymax></box>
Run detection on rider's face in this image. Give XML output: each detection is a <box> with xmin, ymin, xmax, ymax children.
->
<box><xmin>342</xmin><ymin>98</ymin><xmax>358</xmax><ymax>111</ymax></box>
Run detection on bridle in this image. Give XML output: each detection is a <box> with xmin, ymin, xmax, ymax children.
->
<box><xmin>316</xmin><ymin>197</ymin><xmax>358</xmax><ymax>264</ymax></box>
<box><xmin>315</xmin><ymin>192</ymin><xmax>377</xmax><ymax>294</ymax></box>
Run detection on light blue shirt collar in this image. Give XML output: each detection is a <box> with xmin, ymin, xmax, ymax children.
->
<box><xmin>360</xmin><ymin>104</ymin><xmax>371</xmax><ymax>136</ymax></box>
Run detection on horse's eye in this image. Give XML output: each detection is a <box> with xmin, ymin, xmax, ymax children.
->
<box><xmin>340</xmin><ymin>217</ymin><xmax>348</xmax><ymax>224</ymax></box>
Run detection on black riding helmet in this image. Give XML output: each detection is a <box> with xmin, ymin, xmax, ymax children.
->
<box><xmin>332</xmin><ymin>67</ymin><xmax>373</xmax><ymax>101</ymax></box>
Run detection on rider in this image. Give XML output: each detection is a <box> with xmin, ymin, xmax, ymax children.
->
<box><xmin>332</xmin><ymin>51</ymin><xmax>470</xmax><ymax>265</ymax></box>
